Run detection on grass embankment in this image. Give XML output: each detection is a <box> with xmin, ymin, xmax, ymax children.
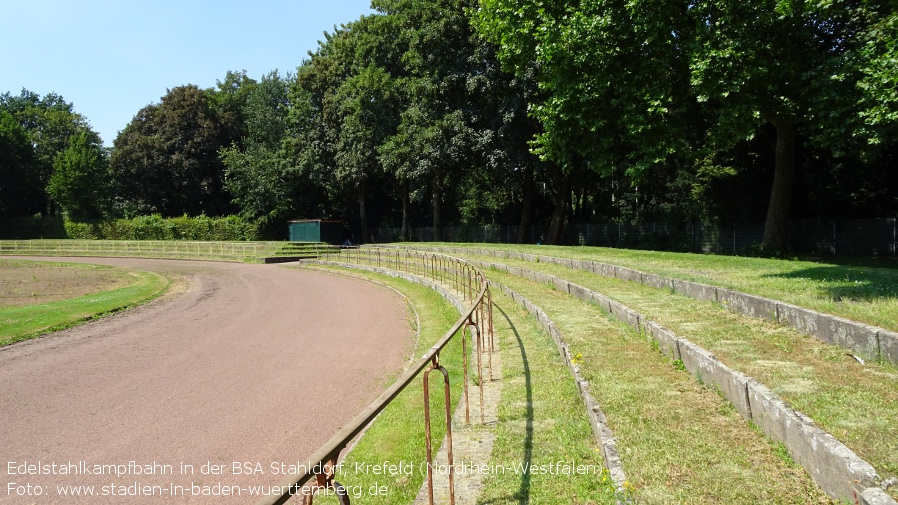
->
<box><xmin>303</xmin><ymin>264</ymin><xmax>617</xmax><ymax>504</ymax></box>
<box><xmin>0</xmin><ymin>259</ymin><xmax>169</xmax><ymax>346</ymax></box>
<box><xmin>483</xmin><ymin>268</ymin><xmax>830</xmax><ymax>504</ymax></box>
<box><xmin>417</xmin><ymin>243</ymin><xmax>898</xmax><ymax>332</ymax></box>
<box><xmin>455</xmin><ymin>251</ymin><xmax>898</xmax><ymax>499</ymax></box>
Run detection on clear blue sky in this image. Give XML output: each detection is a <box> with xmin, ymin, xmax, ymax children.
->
<box><xmin>1</xmin><ymin>0</ymin><xmax>376</xmax><ymax>146</ymax></box>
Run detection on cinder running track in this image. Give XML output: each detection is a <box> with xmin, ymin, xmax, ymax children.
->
<box><xmin>0</xmin><ymin>257</ymin><xmax>413</xmax><ymax>504</ymax></box>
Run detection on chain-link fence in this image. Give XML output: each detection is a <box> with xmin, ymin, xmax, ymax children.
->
<box><xmin>371</xmin><ymin>218</ymin><xmax>897</xmax><ymax>257</ymax></box>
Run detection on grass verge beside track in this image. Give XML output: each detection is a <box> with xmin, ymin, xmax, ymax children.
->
<box><xmin>291</xmin><ymin>266</ymin><xmax>462</xmax><ymax>505</ymax></box>
<box><xmin>0</xmin><ymin>260</ymin><xmax>170</xmax><ymax>346</ymax></box>
<box><xmin>300</xmin><ymin>264</ymin><xmax>618</xmax><ymax>504</ymax></box>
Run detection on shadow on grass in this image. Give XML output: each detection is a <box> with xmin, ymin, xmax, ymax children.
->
<box><xmin>478</xmin><ymin>303</ymin><xmax>533</xmax><ymax>505</ymax></box>
<box><xmin>763</xmin><ymin>265</ymin><xmax>898</xmax><ymax>302</ymax></box>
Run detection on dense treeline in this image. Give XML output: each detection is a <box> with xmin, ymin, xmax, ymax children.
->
<box><xmin>2</xmin><ymin>0</ymin><xmax>896</xmax><ymax>250</ymax></box>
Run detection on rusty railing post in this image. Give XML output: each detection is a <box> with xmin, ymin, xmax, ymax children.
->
<box><xmin>302</xmin><ymin>457</ymin><xmax>350</xmax><ymax>505</ymax></box>
<box><xmin>423</xmin><ymin>357</ymin><xmax>455</xmax><ymax>505</ymax></box>
<box><xmin>472</xmin><ymin>318</ymin><xmax>484</xmax><ymax>424</ymax></box>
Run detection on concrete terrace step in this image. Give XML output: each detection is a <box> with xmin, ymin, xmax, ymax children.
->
<box><xmin>464</xmin><ymin>256</ymin><xmax>896</xmax><ymax>504</ymax></box>
<box><xmin>389</xmin><ymin>245</ymin><xmax>898</xmax><ymax>367</ymax></box>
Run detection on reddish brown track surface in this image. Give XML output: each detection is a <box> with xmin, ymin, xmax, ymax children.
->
<box><xmin>1</xmin><ymin>257</ymin><xmax>413</xmax><ymax>504</ymax></box>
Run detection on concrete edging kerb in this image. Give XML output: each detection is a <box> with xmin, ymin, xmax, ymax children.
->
<box><xmin>386</xmin><ymin>245</ymin><xmax>898</xmax><ymax>367</ymax></box>
<box><xmin>459</xmin><ymin>256</ymin><xmax>895</xmax><ymax>504</ymax></box>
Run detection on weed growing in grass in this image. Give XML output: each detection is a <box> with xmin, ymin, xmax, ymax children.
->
<box><xmin>773</xmin><ymin>441</ymin><xmax>797</xmax><ymax>468</ymax></box>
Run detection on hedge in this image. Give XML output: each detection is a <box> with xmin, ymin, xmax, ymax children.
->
<box><xmin>63</xmin><ymin>215</ymin><xmax>259</xmax><ymax>241</ymax></box>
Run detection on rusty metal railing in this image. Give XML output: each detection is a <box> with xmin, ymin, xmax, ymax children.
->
<box><xmin>255</xmin><ymin>247</ymin><xmax>494</xmax><ymax>505</ymax></box>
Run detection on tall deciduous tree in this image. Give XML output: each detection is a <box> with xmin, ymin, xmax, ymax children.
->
<box><xmin>212</xmin><ymin>70</ymin><xmax>257</xmax><ymax>147</ymax></box>
<box><xmin>475</xmin><ymin>0</ymin><xmax>694</xmax><ymax>243</ymax></box>
<box><xmin>477</xmin><ymin>0</ymin><xmax>895</xmax><ymax>249</ymax></box>
<box><xmin>689</xmin><ymin>0</ymin><xmax>868</xmax><ymax>250</ymax></box>
<box><xmin>0</xmin><ymin>109</ymin><xmax>39</xmax><ymax>217</ymax></box>
<box><xmin>222</xmin><ymin>71</ymin><xmax>324</xmax><ymax>235</ymax></box>
<box><xmin>47</xmin><ymin>129</ymin><xmax>111</xmax><ymax>220</ymax></box>
<box><xmin>289</xmin><ymin>14</ymin><xmax>403</xmax><ymax>242</ymax></box>
<box><xmin>1</xmin><ymin>89</ymin><xmax>101</xmax><ymax>216</ymax></box>
<box><xmin>330</xmin><ymin>65</ymin><xmax>399</xmax><ymax>242</ymax></box>
<box><xmin>377</xmin><ymin>0</ymin><xmax>536</xmax><ymax>241</ymax></box>
<box><xmin>111</xmin><ymin>85</ymin><xmax>235</xmax><ymax>217</ymax></box>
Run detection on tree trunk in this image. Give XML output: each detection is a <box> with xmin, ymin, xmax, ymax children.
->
<box><xmin>547</xmin><ymin>167</ymin><xmax>573</xmax><ymax>245</ymax></box>
<box><xmin>517</xmin><ymin>166</ymin><xmax>534</xmax><ymax>244</ymax></box>
<box><xmin>761</xmin><ymin>115</ymin><xmax>798</xmax><ymax>252</ymax></box>
<box><xmin>357</xmin><ymin>186</ymin><xmax>368</xmax><ymax>245</ymax></box>
<box><xmin>400</xmin><ymin>179</ymin><xmax>410</xmax><ymax>242</ymax></box>
<box><xmin>432</xmin><ymin>172</ymin><xmax>443</xmax><ymax>242</ymax></box>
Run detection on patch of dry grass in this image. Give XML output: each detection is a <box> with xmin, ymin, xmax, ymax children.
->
<box><xmin>0</xmin><ymin>259</ymin><xmax>133</xmax><ymax>307</ymax></box>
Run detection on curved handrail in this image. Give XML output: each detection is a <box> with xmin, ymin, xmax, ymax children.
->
<box><xmin>255</xmin><ymin>247</ymin><xmax>492</xmax><ymax>505</ymax></box>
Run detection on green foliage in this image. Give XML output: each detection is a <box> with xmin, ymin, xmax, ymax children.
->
<box><xmin>476</xmin><ymin>0</ymin><xmax>898</xmax><ymax>247</ymax></box>
<box><xmin>857</xmin><ymin>9</ymin><xmax>898</xmax><ymax>147</ymax></box>
<box><xmin>221</xmin><ymin>71</ymin><xmax>321</xmax><ymax>233</ymax></box>
<box><xmin>8</xmin><ymin>2</ymin><xmax>898</xmax><ymax>239</ymax></box>
<box><xmin>474</xmin><ymin>0</ymin><xmax>691</xmax><ymax>175</ymax></box>
<box><xmin>111</xmin><ymin>85</ymin><xmax>236</xmax><ymax>217</ymax></box>
<box><xmin>47</xmin><ymin>130</ymin><xmax>111</xmax><ymax>220</ymax></box>
<box><xmin>0</xmin><ymin>216</ymin><xmax>67</xmax><ymax>239</ymax></box>
<box><xmin>370</xmin><ymin>0</ymin><xmax>544</xmax><ymax>239</ymax></box>
<box><xmin>1</xmin><ymin>89</ymin><xmax>100</xmax><ymax>217</ymax></box>
<box><xmin>212</xmin><ymin>70</ymin><xmax>257</xmax><ymax>145</ymax></box>
<box><xmin>61</xmin><ymin>221</ymin><xmax>98</xmax><ymax>240</ymax></box>
<box><xmin>63</xmin><ymin>215</ymin><xmax>259</xmax><ymax>241</ymax></box>
<box><xmin>0</xmin><ymin>109</ymin><xmax>39</xmax><ymax>217</ymax></box>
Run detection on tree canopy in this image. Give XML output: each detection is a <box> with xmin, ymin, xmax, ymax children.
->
<box><xmin>476</xmin><ymin>0</ymin><xmax>898</xmax><ymax>249</ymax></box>
<box><xmin>4</xmin><ymin>1</ymin><xmax>897</xmax><ymax>249</ymax></box>
<box><xmin>1</xmin><ymin>90</ymin><xmax>105</xmax><ymax>219</ymax></box>
<box><xmin>111</xmin><ymin>85</ymin><xmax>237</xmax><ymax>217</ymax></box>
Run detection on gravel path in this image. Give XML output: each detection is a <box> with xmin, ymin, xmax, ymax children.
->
<box><xmin>1</xmin><ymin>257</ymin><xmax>413</xmax><ymax>504</ymax></box>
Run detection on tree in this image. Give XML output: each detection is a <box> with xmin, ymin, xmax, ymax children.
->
<box><xmin>1</xmin><ymin>89</ymin><xmax>101</xmax><ymax>216</ymax></box>
<box><xmin>0</xmin><ymin>109</ymin><xmax>39</xmax><ymax>217</ymax></box>
<box><xmin>222</xmin><ymin>71</ymin><xmax>325</xmax><ymax>235</ymax></box>
<box><xmin>330</xmin><ymin>65</ymin><xmax>399</xmax><ymax>242</ymax></box>
<box><xmin>212</xmin><ymin>70</ymin><xmax>258</xmax><ymax>147</ymax></box>
<box><xmin>47</xmin><ymin>129</ymin><xmax>111</xmax><ymax>220</ymax></box>
<box><xmin>376</xmin><ymin>0</ymin><xmax>537</xmax><ymax>241</ymax></box>
<box><xmin>477</xmin><ymin>0</ymin><xmax>895</xmax><ymax>249</ymax></box>
<box><xmin>287</xmin><ymin>14</ymin><xmax>404</xmax><ymax>242</ymax></box>
<box><xmin>689</xmin><ymin>0</ymin><xmax>870</xmax><ymax>250</ymax></box>
<box><xmin>475</xmin><ymin>0</ymin><xmax>694</xmax><ymax>243</ymax></box>
<box><xmin>111</xmin><ymin>85</ymin><xmax>235</xmax><ymax>217</ymax></box>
